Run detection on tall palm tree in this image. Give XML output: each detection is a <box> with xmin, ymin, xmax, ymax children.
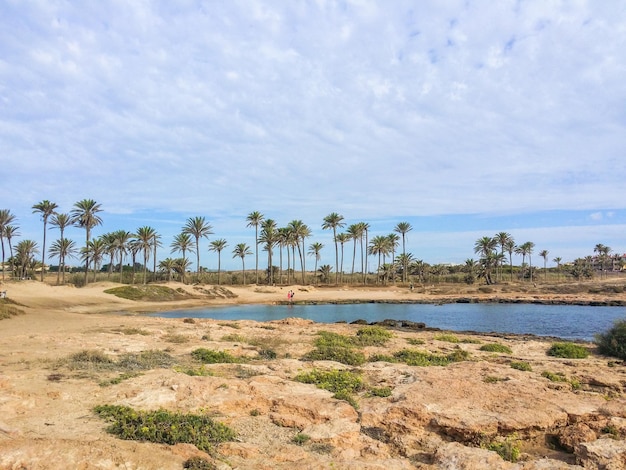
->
<box><xmin>553</xmin><ymin>256</ymin><xmax>562</xmax><ymax>281</ymax></box>
<box><xmin>594</xmin><ymin>243</ymin><xmax>611</xmax><ymax>278</ymax></box>
<box><xmin>50</xmin><ymin>213</ymin><xmax>71</xmax><ymax>283</ymax></box>
<box><xmin>386</xmin><ymin>233</ymin><xmax>400</xmax><ymax>283</ymax></box>
<box><xmin>152</xmin><ymin>232</ymin><xmax>162</xmax><ymax>277</ymax></box>
<box><xmin>395</xmin><ymin>252</ymin><xmax>414</xmax><ymax>284</ymax></box>
<box><xmin>0</xmin><ymin>209</ymin><xmax>17</xmax><ymax>280</ymax></box>
<box><xmin>335</xmin><ymin>232</ymin><xmax>350</xmax><ymax>284</ymax></box>
<box><xmin>49</xmin><ymin>238</ymin><xmax>77</xmax><ymax>284</ymax></box>
<box><xmin>135</xmin><ymin>226</ymin><xmax>157</xmax><ymax>284</ymax></box>
<box><xmin>209</xmin><ymin>239</ymin><xmax>228</xmax><ymax>285</ymax></box>
<box><xmin>3</xmin><ymin>225</ymin><xmax>20</xmax><ymax>277</ymax></box>
<box><xmin>308</xmin><ymin>242</ymin><xmax>324</xmax><ymax>284</ymax></box>
<box><xmin>259</xmin><ymin>219</ymin><xmax>278</xmax><ymax>285</ymax></box>
<box><xmin>183</xmin><ymin>216</ymin><xmax>213</xmax><ymax>275</ymax></box>
<box><xmin>516</xmin><ymin>241</ymin><xmax>535</xmax><ymax>281</ymax></box>
<box><xmin>359</xmin><ymin>222</ymin><xmax>370</xmax><ymax>284</ymax></box>
<box><xmin>539</xmin><ymin>249</ymin><xmax>549</xmax><ymax>282</ymax></box>
<box><xmin>70</xmin><ymin>199</ymin><xmax>103</xmax><ymax>286</ymax></box>
<box><xmin>474</xmin><ymin>236</ymin><xmax>497</xmax><ymax>284</ymax></box>
<box><xmin>173</xmin><ymin>258</ymin><xmax>192</xmax><ymax>282</ymax></box>
<box><xmin>494</xmin><ymin>232</ymin><xmax>513</xmax><ymax>282</ymax></box>
<box><xmin>246</xmin><ymin>211</ymin><xmax>264</xmax><ymax>285</ymax></box>
<box><xmin>346</xmin><ymin>223</ymin><xmax>363</xmax><ymax>282</ymax></box>
<box><xmin>369</xmin><ymin>235</ymin><xmax>391</xmax><ymax>283</ymax></box>
<box><xmin>394</xmin><ymin>222</ymin><xmax>413</xmax><ymax>283</ymax></box>
<box><xmin>232</xmin><ymin>243</ymin><xmax>252</xmax><ymax>285</ymax></box>
<box><xmin>504</xmin><ymin>238</ymin><xmax>516</xmax><ymax>282</ymax></box>
<box><xmin>112</xmin><ymin>230</ymin><xmax>132</xmax><ymax>282</ymax></box>
<box><xmin>100</xmin><ymin>232</ymin><xmax>117</xmax><ymax>278</ymax></box>
<box><xmin>287</xmin><ymin>220</ymin><xmax>311</xmax><ymax>284</ymax></box>
<box><xmin>32</xmin><ymin>200</ymin><xmax>59</xmax><ymax>282</ymax></box>
<box><xmin>170</xmin><ymin>233</ymin><xmax>195</xmax><ymax>284</ymax></box>
<box><xmin>322</xmin><ymin>213</ymin><xmax>345</xmax><ymax>285</ymax></box>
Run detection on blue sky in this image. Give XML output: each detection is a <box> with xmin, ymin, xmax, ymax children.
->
<box><xmin>1</xmin><ymin>1</ymin><xmax>625</xmax><ymax>272</ymax></box>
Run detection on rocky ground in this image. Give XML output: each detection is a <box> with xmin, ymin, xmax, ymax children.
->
<box><xmin>0</xmin><ymin>280</ymin><xmax>625</xmax><ymax>469</ymax></box>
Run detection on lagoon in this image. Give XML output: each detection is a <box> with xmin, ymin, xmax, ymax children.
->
<box><xmin>150</xmin><ymin>302</ymin><xmax>626</xmax><ymax>341</ymax></box>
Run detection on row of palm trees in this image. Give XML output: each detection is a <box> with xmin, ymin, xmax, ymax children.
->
<box><xmin>471</xmin><ymin>232</ymin><xmax>560</xmax><ymax>284</ymax></box>
<box><xmin>1</xmin><ymin>202</ymin><xmax>417</xmax><ymax>286</ymax></box>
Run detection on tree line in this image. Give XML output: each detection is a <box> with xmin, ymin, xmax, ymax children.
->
<box><xmin>0</xmin><ymin>201</ymin><xmax>621</xmax><ymax>287</ymax></box>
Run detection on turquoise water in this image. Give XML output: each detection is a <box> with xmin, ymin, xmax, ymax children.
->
<box><xmin>149</xmin><ymin>302</ymin><xmax>626</xmax><ymax>341</ymax></box>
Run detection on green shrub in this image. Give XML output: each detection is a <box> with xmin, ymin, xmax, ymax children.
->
<box><xmin>292</xmin><ymin>433</ymin><xmax>311</xmax><ymax>445</ymax></box>
<box><xmin>183</xmin><ymin>456</ymin><xmax>216</xmax><ymax>469</ymax></box>
<box><xmin>191</xmin><ymin>348</ymin><xmax>241</xmax><ymax>364</ymax></box>
<box><xmin>368</xmin><ymin>386</ymin><xmax>392</xmax><ymax>398</ymax></box>
<box><xmin>547</xmin><ymin>342</ymin><xmax>589</xmax><ymax>359</ymax></box>
<box><xmin>368</xmin><ymin>353</ymin><xmax>399</xmax><ymax>363</ymax></box>
<box><xmin>332</xmin><ymin>389</ymin><xmax>359</xmax><ymax>409</ymax></box>
<box><xmin>175</xmin><ymin>365</ymin><xmax>214</xmax><ymax>377</ymax></box>
<box><xmin>302</xmin><ymin>346</ymin><xmax>366</xmax><ymax>366</ymax></box>
<box><xmin>510</xmin><ymin>361</ymin><xmax>532</xmax><ymax>372</ymax></box>
<box><xmin>353</xmin><ymin>326</ymin><xmax>393</xmax><ymax>346</ymax></box>
<box><xmin>483</xmin><ymin>435</ymin><xmax>521</xmax><ymax>462</ymax></box>
<box><xmin>315</xmin><ymin>331</ymin><xmax>353</xmax><ymax>348</ymax></box>
<box><xmin>117</xmin><ymin>350</ymin><xmax>175</xmax><ymax>370</ymax></box>
<box><xmin>406</xmin><ymin>338</ymin><xmax>425</xmax><ymax>345</ymax></box>
<box><xmin>434</xmin><ymin>334</ymin><xmax>459</xmax><ymax>343</ymax></box>
<box><xmin>294</xmin><ymin>368</ymin><xmax>365</xmax><ymax>394</ymax></box>
<box><xmin>93</xmin><ymin>405</ymin><xmax>236</xmax><ymax>452</ymax></box>
<box><xmin>480</xmin><ymin>343</ymin><xmax>513</xmax><ymax>354</ymax></box>
<box><xmin>221</xmin><ymin>333</ymin><xmax>246</xmax><ymax>343</ymax></box>
<box><xmin>595</xmin><ymin>319</ymin><xmax>626</xmax><ymax>360</ymax></box>
<box><xmin>393</xmin><ymin>348</ymin><xmax>469</xmax><ymax>367</ymax></box>
<box><xmin>542</xmin><ymin>371</ymin><xmax>567</xmax><ymax>382</ymax></box>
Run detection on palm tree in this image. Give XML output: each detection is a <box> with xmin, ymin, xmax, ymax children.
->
<box><xmin>386</xmin><ymin>233</ymin><xmax>400</xmax><ymax>283</ymax></box>
<box><xmin>318</xmin><ymin>264</ymin><xmax>332</xmax><ymax>284</ymax></box>
<box><xmin>287</xmin><ymin>220</ymin><xmax>311</xmax><ymax>284</ymax></box>
<box><xmin>553</xmin><ymin>256</ymin><xmax>562</xmax><ymax>281</ymax></box>
<box><xmin>322</xmin><ymin>213</ymin><xmax>345</xmax><ymax>285</ymax></box>
<box><xmin>170</xmin><ymin>233</ymin><xmax>195</xmax><ymax>284</ymax></box>
<box><xmin>495</xmin><ymin>232</ymin><xmax>513</xmax><ymax>282</ymax></box>
<box><xmin>308</xmin><ymin>242</ymin><xmax>324</xmax><ymax>284</ymax></box>
<box><xmin>0</xmin><ymin>209</ymin><xmax>17</xmax><ymax>280</ymax></box>
<box><xmin>594</xmin><ymin>243</ymin><xmax>611</xmax><ymax>278</ymax></box>
<box><xmin>360</xmin><ymin>222</ymin><xmax>370</xmax><ymax>284</ymax></box>
<box><xmin>335</xmin><ymin>232</ymin><xmax>350</xmax><ymax>284</ymax></box>
<box><xmin>152</xmin><ymin>232</ymin><xmax>162</xmax><ymax>277</ymax></box>
<box><xmin>111</xmin><ymin>230</ymin><xmax>132</xmax><ymax>281</ymax></box>
<box><xmin>346</xmin><ymin>223</ymin><xmax>363</xmax><ymax>282</ymax></box>
<box><xmin>70</xmin><ymin>199</ymin><xmax>103</xmax><ymax>286</ymax></box>
<box><xmin>183</xmin><ymin>216</ymin><xmax>213</xmax><ymax>275</ymax></box>
<box><xmin>474</xmin><ymin>236</ymin><xmax>497</xmax><ymax>284</ymax></box>
<box><xmin>246</xmin><ymin>211</ymin><xmax>264</xmax><ymax>284</ymax></box>
<box><xmin>49</xmin><ymin>238</ymin><xmax>77</xmax><ymax>284</ymax></box>
<box><xmin>504</xmin><ymin>239</ymin><xmax>516</xmax><ymax>281</ymax></box>
<box><xmin>3</xmin><ymin>225</ymin><xmax>20</xmax><ymax>278</ymax></box>
<box><xmin>369</xmin><ymin>235</ymin><xmax>391</xmax><ymax>283</ymax></box>
<box><xmin>209</xmin><ymin>239</ymin><xmax>228</xmax><ymax>285</ymax></box>
<box><xmin>259</xmin><ymin>219</ymin><xmax>278</xmax><ymax>285</ymax></box>
<box><xmin>32</xmin><ymin>200</ymin><xmax>59</xmax><ymax>282</ymax></box>
<box><xmin>173</xmin><ymin>258</ymin><xmax>192</xmax><ymax>281</ymax></box>
<box><xmin>158</xmin><ymin>258</ymin><xmax>177</xmax><ymax>282</ymax></box>
<box><xmin>516</xmin><ymin>242</ymin><xmax>535</xmax><ymax>281</ymax></box>
<box><xmin>232</xmin><ymin>243</ymin><xmax>252</xmax><ymax>285</ymax></box>
<box><xmin>464</xmin><ymin>258</ymin><xmax>478</xmax><ymax>284</ymax></box>
<box><xmin>50</xmin><ymin>213</ymin><xmax>71</xmax><ymax>283</ymax></box>
<box><xmin>394</xmin><ymin>222</ymin><xmax>413</xmax><ymax>283</ymax></box>
<box><xmin>14</xmin><ymin>240</ymin><xmax>39</xmax><ymax>279</ymax></box>
<box><xmin>539</xmin><ymin>249</ymin><xmax>549</xmax><ymax>282</ymax></box>
<box><xmin>135</xmin><ymin>226</ymin><xmax>157</xmax><ymax>284</ymax></box>
<box><xmin>395</xmin><ymin>252</ymin><xmax>414</xmax><ymax>283</ymax></box>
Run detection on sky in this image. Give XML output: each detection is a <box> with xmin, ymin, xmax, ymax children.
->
<box><xmin>1</xmin><ymin>0</ymin><xmax>625</xmax><ymax>272</ymax></box>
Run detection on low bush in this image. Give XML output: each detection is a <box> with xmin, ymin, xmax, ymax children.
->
<box><xmin>510</xmin><ymin>361</ymin><xmax>532</xmax><ymax>372</ymax></box>
<box><xmin>393</xmin><ymin>348</ymin><xmax>469</xmax><ymax>366</ymax></box>
<box><xmin>434</xmin><ymin>334</ymin><xmax>459</xmax><ymax>343</ymax></box>
<box><xmin>480</xmin><ymin>343</ymin><xmax>513</xmax><ymax>354</ymax></box>
<box><xmin>547</xmin><ymin>342</ymin><xmax>589</xmax><ymax>359</ymax></box>
<box><xmin>302</xmin><ymin>346</ymin><xmax>366</xmax><ymax>366</ymax></box>
<box><xmin>595</xmin><ymin>319</ymin><xmax>626</xmax><ymax>360</ymax></box>
<box><xmin>483</xmin><ymin>435</ymin><xmax>521</xmax><ymax>462</ymax></box>
<box><xmin>191</xmin><ymin>348</ymin><xmax>241</xmax><ymax>364</ymax></box>
<box><xmin>294</xmin><ymin>368</ymin><xmax>364</xmax><ymax>394</ymax></box>
<box><xmin>292</xmin><ymin>433</ymin><xmax>311</xmax><ymax>446</ymax></box>
<box><xmin>542</xmin><ymin>370</ymin><xmax>567</xmax><ymax>382</ymax></box>
<box><xmin>93</xmin><ymin>405</ymin><xmax>235</xmax><ymax>453</ymax></box>
<box><xmin>353</xmin><ymin>326</ymin><xmax>393</xmax><ymax>346</ymax></box>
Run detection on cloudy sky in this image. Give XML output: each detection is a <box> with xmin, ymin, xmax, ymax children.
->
<box><xmin>1</xmin><ymin>1</ymin><xmax>625</xmax><ymax>271</ymax></box>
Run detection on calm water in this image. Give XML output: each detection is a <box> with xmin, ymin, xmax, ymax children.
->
<box><xmin>149</xmin><ymin>302</ymin><xmax>626</xmax><ymax>341</ymax></box>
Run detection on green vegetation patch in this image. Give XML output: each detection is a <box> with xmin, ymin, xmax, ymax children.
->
<box><xmin>191</xmin><ymin>348</ymin><xmax>241</xmax><ymax>364</ymax></box>
<box><xmin>302</xmin><ymin>345</ymin><xmax>366</xmax><ymax>366</ymax></box>
<box><xmin>393</xmin><ymin>348</ymin><xmax>470</xmax><ymax>366</ymax></box>
<box><xmin>434</xmin><ymin>334</ymin><xmax>460</xmax><ymax>343</ymax></box>
<box><xmin>510</xmin><ymin>361</ymin><xmax>532</xmax><ymax>372</ymax></box>
<box><xmin>294</xmin><ymin>368</ymin><xmax>365</xmax><ymax>408</ymax></box>
<box><xmin>483</xmin><ymin>435</ymin><xmax>521</xmax><ymax>462</ymax></box>
<box><xmin>547</xmin><ymin>342</ymin><xmax>589</xmax><ymax>359</ymax></box>
<box><xmin>93</xmin><ymin>404</ymin><xmax>236</xmax><ymax>453</ymax></box>
<box><xmin>542</xmin><ymin>370</ymin><xmax>567</xmax><ymax>382</ymax></box>
<box><xmin>353</xmin><ymin>326</ymin><xmax>393</xmax><ymax>346</ymax></box>
<box><xmin>104</xmin><ymin>285</ymin><xmax>190</xmax><ymax>302</ymax></box>
<box><xmin>480</xmin><ymin>343</ymin><xmax>513</xmax><ymax>354</ymax></box>
<box><xmin>595</xmin><ymin>319</ymin><xmax>626</xmax><ymax>360</ymax></box>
